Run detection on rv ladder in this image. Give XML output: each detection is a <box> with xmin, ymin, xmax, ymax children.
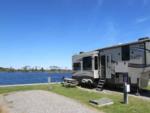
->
<box><xmin>96</xmin><ymin>78</ymin><xmax>106</xmax><ymax>91</ymax></box>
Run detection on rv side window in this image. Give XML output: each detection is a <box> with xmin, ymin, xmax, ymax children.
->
<box><xmin>83</xmin><ymin>56</ymin><xmax>92</xmax><ymax>70</ymax></box>
<box><xmin>94</xmin><ymin>56</ymin><xmax>98</xmax><ymax>70</ymax></box>
<box><xmin>73</xmin><ymin>63</ymin><xmax>81</xmax><ymax>70</ymax></box>
<box><xmin>122</xmin><ymin>45</ymin><xmax>130</xmax><ymax>61</ymax></box>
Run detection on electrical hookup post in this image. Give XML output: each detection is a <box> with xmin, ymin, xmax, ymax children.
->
<box><xmin>123</xmin><ymin>82</ymin><xmax>130</xmax><ymax>104</ymax></box>
<box><xmin>48</xmin><ymin>76</ymin><xmax>52</xmax><ymax>90</ymax></box>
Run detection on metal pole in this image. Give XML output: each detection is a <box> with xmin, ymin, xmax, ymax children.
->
<box><xmin>48</xmin><ymin>77</ymin><xmax>51</xmax><ymax>83</ymax></box>
<box><xmin>48</xmin><ymin>77</ymin><xmax>52</xmax><ymax>90</ymax></box>
<box><xmin>124</xmin><ymin>82</ymin><xmax>128</xmax><ymax>104</ymax></box>
<box><xmin>136</xmin><ymin>78</ymin><xmax>140</xmax><ymax>96</ymax></box>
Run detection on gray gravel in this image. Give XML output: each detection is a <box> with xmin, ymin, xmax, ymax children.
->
<box><xmin>1</xmin><ymin>90</ymin><xmax>100</xmax><ymax>113</ymax></box>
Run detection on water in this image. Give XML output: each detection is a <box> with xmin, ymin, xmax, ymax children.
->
<box><xmin>0</xmin><ymin>72</ymin><xmax>72</xmax><ymax>85</ymax></box>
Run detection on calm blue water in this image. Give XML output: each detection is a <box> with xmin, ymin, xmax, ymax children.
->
<box><xmin>0</xmin><ymin>72</ymin><xmax>72</xmax><ymax>85</ymax></box>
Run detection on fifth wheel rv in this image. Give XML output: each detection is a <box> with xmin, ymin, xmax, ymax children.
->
<box><xmin>72</xmin><ymin>37</ymin><xmax>150</xmax><ymax>92</ymax></box>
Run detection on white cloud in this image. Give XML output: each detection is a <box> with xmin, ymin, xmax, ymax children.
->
<box><xmin>100</xmin><ymin>21</ymin><xmax>119</xmax><ymax>44</ymax></box>
<box><xmin>97</xmin><ymin>0</ymin><xmax>103</xmax><ymax>7</ymax></box>
<box><xmin>92</xmin><ymin>0</ymin><xmax>104</xmax><ymax>10</ymax></box>
<box><xmin>127</xmin><ymin>0</ymin><xmax>149</xmax><ymax>7</ymax></box>
<box><xmin>136</xmin><ymin>17</ymin><xmax>150</xmax><ymax>23</ymax></box>
<box><xmin>142</xmin><ymin>0</ymin><xmax>149</xmax><ymax>6</ymax></box>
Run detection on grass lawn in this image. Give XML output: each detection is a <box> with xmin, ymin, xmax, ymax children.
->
<box><xmin>145</xmin><ymin>85</ymin><xmax>150</xmax><ymax>90</ymax></box>
<box><xmin>0</xmin><ymin>84</ymin><xmax>150</xmax><ymax>113</ymax></box>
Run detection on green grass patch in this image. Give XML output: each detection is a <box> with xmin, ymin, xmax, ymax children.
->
<box><xmin>51</xmin><ymin>84</ymin><xmax>150</xmax><ymax>113</ymax></box>
<box><xmin>145</xmin><ymin>85</ymin><xmax>150</xmax><ymax>90</ymax></box>
<box><xmin>0</xmin><ymin>84</ymin><xmax>150</xmax><ymax>113</ymax></box>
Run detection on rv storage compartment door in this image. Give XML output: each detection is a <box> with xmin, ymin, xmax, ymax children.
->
<box><xmin>115</xmin><ymin>61</ymin><xmax>128</xmax><ymax>73</ymax></box>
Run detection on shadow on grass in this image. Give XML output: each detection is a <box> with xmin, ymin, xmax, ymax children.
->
<box><xmin>81</xmin><ymin>85</ymin><xmax>150</xmax><ymax>98</ymax></box>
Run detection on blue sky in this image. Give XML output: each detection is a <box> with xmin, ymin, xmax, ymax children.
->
<box><xmin>0</xmin><ymin>0</ymin><xmax>150</xmax><ymax>69</ymax></box>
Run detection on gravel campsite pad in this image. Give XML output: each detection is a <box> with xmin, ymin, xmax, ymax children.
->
<box><xmin>0</xmin><ymin>90</ymin><xmax>100</xmax><ymax>113</ymax></box>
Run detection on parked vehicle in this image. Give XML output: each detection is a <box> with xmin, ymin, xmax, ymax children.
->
<box><xmin>72</xmin><ymin>37</ymin><xmax>150</xmax><ymax>92</ymax></box>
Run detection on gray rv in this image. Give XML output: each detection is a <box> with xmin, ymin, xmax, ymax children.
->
<box><xmin>72</xmin><ymin>37</ymin><xmax>150</xmax><ymax>92</ymax></box>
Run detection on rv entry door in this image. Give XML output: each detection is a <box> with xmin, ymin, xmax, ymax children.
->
<box><xmin>101</xmin><ymin>55</ymin><xmax>106</xmax><ymax>78</ymax></box>
<box><xmin>93</xmin><ymin>56</ymin><xmax>99</xmax><ymax>78</ymax></box>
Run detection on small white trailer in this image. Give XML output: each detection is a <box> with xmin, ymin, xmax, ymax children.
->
<box><xmin>72</xmin><ymin>37</ymin><xmax>150</xmax><ymax>92</ymax></box>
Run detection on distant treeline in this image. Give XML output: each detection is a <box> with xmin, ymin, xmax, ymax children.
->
<box><xmin>0</xmin><ymin>66</ymin><xmax>72</xmax><ymax>73</ymax></box>
<box><xmin>0</xmin><ymin>67</ymin><xmax>16</xmax><ymax>72</ymax></box>
<box><xmin>47</xmin><ymin>69</ymin><xmax>72</xmax><ymax>73</ymax></box>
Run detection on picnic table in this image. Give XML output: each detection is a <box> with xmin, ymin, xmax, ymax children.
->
<box><xmin>63</xmin><ymin>78</ymin><xmax>78</xmax><ymax>87</ymax></box>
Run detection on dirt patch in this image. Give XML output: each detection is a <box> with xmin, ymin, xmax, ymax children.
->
<box><xmin>0</xmin><ymin>105</ymin><xmax>9</xmax><ymax>113</ymax></box>
<box><xmin>3</xmin><ymin>90</ymin><xmax>100</xmax><ymax>113</ymax></box>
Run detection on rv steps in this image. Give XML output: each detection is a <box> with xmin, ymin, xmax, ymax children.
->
<box><xmin>96</xmin><ymin>78</ymin><xmax>106</xmax><ymax>91</ymax></box>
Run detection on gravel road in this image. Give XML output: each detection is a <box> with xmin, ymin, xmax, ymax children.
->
<box><xmin>0</xmin><ymin>90</ymin><xmax>100</xmax><ymax>113</ymax></box>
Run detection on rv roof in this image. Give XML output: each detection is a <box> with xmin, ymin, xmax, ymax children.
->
<box><xmin>96</xmin><ymin>37</ymin><xmax>150</xmax><ymax>51</ymax></box>
<box><xmin>73</xmin><ymin>51</ymin><xmax>98</xmax><ymax>58</ymax></box>
<box><xmin>73</xmin><ymin>37</ymin><xmax>150</xmax><ymax>56</ymax></box>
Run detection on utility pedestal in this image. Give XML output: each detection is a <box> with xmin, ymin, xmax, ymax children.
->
<box><xmin>48</xmin><ymin>77</ymin><xmax>52</xmax><ymax>90</ymax></box>
<box><xmin>123</xmin><ymin>82</ymin><xmax>130</xmax><ymax>104</ymax></box>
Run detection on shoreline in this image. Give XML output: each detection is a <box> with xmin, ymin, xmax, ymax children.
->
<box><xmin>0</xmin><ymin>82</ymin><xmax>61</xmax><ymax>88</ymax></box>
<box><xmin>0</xmin><ymin>71</ymin><xmax>72</xmax><ymax>73</ymax></box>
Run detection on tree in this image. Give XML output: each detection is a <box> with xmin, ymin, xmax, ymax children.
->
<box><xmin>22</xmin><ymin>66</ymin><xmax>30</xmax><ymax>72</ymax></box>
<box><xmin>40</xmin><ymin>67</ymin><xmax>45</xmax><ymax>72</ymax></box>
